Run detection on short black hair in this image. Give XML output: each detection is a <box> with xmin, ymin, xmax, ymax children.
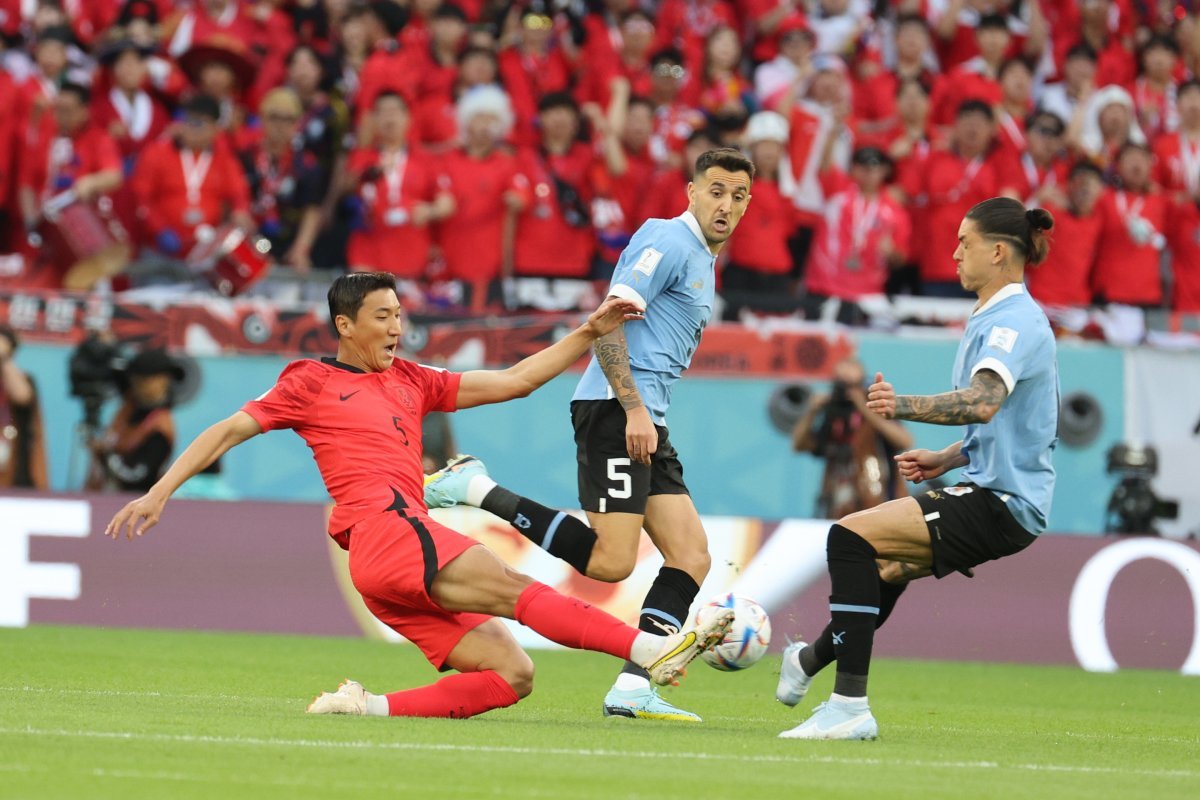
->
<box><xmin>998</xmin><ymin>57</ymin><xmax>1033</xmax><ymax>80</ymax></box>
<box><xmin>183</xmin><ymin>94</ymin><xmax>221</xmax><ymax>121</ymax></box>
<box><xmin>538</xmin><ymin>91</ymin><xmax>578</xmax><ymax>114</ymax></box>
<box><xmin>650</xmin><ymin>47</ymin><xmax>684</xmax><ymax>67</ymax></box>
<box><xmin>327</xmin><ymin>273</ymin><xmax>399</xmax><ymax>335</ymax></box>
<box><xmin>1025</xmin><ymin>109</ymin><xmax>1066</xmax><ymax>136</ymax></box>
<box><xmin>977</xmin><ymin>13</ymin><xmax>1009</xmax><ymax>32</ymax></box>
<box><xmin>694</xmin><ymin>147</ymin><xmax>755</xmax><ymax>181</ymax></box>
<box><xmin>1068</xmin><ymin>160</ymin><xmax>1103</xmax><ymax>180</ymax></box>
<box><xmin>1140</xmin><ymin>33</ymin><xmax>1180</xmax><ymax>57</ymax></box>
<box><xmin>956</xmin><ymin>99</ymin><xmax>994</xmax><ymax>121</ymax></box>
<box><xmin>58</xmin><ymin>81</ymin><xmax>90</xmax><ymax>106</ymax></box>
<box><xmin>1065</xmin><ymin>42</ymin><xmax>1098</xmax><ymax>63</ymax></box>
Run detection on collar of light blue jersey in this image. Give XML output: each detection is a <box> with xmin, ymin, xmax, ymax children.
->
<box><xmin>676</xmin><ymin>210</ymin><xmax>710</xmax><ymax>252</ymax></box>
<box><xmin>972</xmin><ymin>282</ymin><xmax>1025</xmax><ymax>316</ymax></box>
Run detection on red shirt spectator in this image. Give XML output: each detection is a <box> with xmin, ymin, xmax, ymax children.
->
<box><xmin>511</xmin><ymin>95</ymin><xmax>595</xmax><ymax>278</ymax></box>
<box><xmin>1092</xmin><ymin>147</ymin><xmax>1167</xmax><ymax>306</ymax></box>
<box><xmin>1167</xmin><ymin>199</ymin><xmax>1200</xmax><ymax>312</ymax></box>
<box><xmin>130</xmin><ymin>96</ymin><xmax>252</xmax><ymax>256</ymax></box>
<box><xmin>346</xmin><ymin>92</ymin><xmax>455</xmax><ymax>278</ymax></box>
<box><xmin>652</xmin><ymin>0</ymin><xmax>738</xmax><ymax>72</ymax></box>
<box><xmin>994</xmin><ymin>111</ymin><xmax>1070</xmax><ymax>206</ymax></box>
<box><xmin>91</xmin><ymin>44</ymin><xmax>171</xmax><ymax>166</ymax></box>
<box><xmin>1153</xmin><ymin>81</ymin><xmax>1200</xmax><ymax>195</ymax></box>
<box><xmin>1027</xmin><ymin>165</ymin><xmax>1105</xmax><ymax>308</ymax></box>
<box><xmin>576</xmin><ymin>10</ymin><xmax>656</xmax><ymax>110</ymax></box>
<box><xmin>498</xmin><ymin>10</ymin><xmax>575</xmax><ymax>147</ymax></box>
<box><xmin>806</xmin><ymin>152</ymin><xmax>911</xmax><ymax>300</ymax></box>
<box><xmin>917</xmin><ymin>102</ymin><xmax>1001</xmax><ymax>289</ymax></box>
<box><xmin>725</xmin><ymin>111</ymin><xmax>796</xmax><ymax>280</ymax></box>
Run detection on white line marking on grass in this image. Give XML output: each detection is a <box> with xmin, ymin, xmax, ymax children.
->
<box><xmin>0</xmin><ymin>685</ymin><xmax>274</xmax><ymax>703</ymax></box>
<box><xmin>0</xmin><ymin>726</ymin><xmax>1195</xmax><ymax>781</ymax></box>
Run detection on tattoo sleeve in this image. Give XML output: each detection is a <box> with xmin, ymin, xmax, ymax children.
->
<box><xmin>594</xmin><ymin>328</ymin><xmax>644</xmax><ymax>411</ymax></box>
<box><xmin>893</xmin><ymin>370</ymin><xmax>1008</xmax><ymax>425</ymax></box>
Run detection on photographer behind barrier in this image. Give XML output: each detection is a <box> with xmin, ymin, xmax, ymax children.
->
<box><xmin>791</xmin><ymin>356</ymin><xmax>913</xmax><ymax>519</ymax></box>
<box><xmin>0</xmin><ymin>324</ymin><xmax>48</xmax><ymax>489</ymax></box>
<box><xmin>86</xmin><ymin>348</ymin><xmax>183</xmax><ymax>493</ymax></box>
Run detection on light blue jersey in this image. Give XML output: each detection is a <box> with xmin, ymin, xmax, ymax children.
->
<box><xmin>573</xmin><ymin>212</ymin><xmax>716</xmax><ymax>423</ymax></box>
<box><xmin>954</xmin><ymin>283</ymin><xmax>1059</xmax><ymax>533</ymax></box>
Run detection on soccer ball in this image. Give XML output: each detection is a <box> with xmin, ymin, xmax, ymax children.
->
<box><xmin>694</xmin><ymin>593</ymin><xmax>771</xmax><ymax>671</ymax></box>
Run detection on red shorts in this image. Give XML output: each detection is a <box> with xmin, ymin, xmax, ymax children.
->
<box><xmin>347</xmin><ymin>507</ymin><xmax>491</xmax><ymax>669</ymax></box>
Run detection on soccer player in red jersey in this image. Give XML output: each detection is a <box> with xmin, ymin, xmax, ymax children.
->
<box><xmin>105</xmin><ymin>273</ymin><xmax>732</xmax><ymax>720</ymax></box>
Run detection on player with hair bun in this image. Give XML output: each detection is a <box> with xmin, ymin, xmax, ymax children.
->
<box><xmin>776</xmin><ymin>197</ymin><xmax>1059</xmax><ymax>740</ymax></box>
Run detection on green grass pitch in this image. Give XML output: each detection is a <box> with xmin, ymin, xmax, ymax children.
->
<box><xmin>0</xmin><ymin>625</ymin><xmax>1196</xmax><ymax>800</ymax></box>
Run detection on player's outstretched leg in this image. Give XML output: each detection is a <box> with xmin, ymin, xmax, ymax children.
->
<box><xmin>777</xmin><ymin>571</ymin><xmax>909</xmax><ymax>707</ymax></box>
<box><xmin>779</xmin><ymin>523</ymin><xmax>881</xmax><ymax>740</ymax></box>
<box><xmin>306</xmin><ymin>672</ymin><xmax>520</xmax><ymax>719</ymax></box>
<box><xmin>425</xmin><ymin>455</ymin><xmax>598</xmax><ymax>575</ymax></box>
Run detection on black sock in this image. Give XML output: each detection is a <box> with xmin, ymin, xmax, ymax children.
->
<box><xmin>825</xmin><ymin>523</ymin><xmax>880</xmax><ymax>698</ymax></box>
<box><xmin>480</xmin><ymin>487</ymin><xmax>596</xmax><ymax>575</ymax></box>
<box><xmin>801</xmin><ymin>576</ymin><xmax>908</xmax><ymax>678</ymax></box>
<box><xmin>620</xmin><ymin>566</ymin><xmax>701</xmax><ymax>679</ymax></box>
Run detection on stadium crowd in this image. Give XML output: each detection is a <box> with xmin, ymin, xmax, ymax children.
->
<box><xmin>1</xmin><ymin>0</ymin><xmax>1199</xmax><ymax>315</ymax></box>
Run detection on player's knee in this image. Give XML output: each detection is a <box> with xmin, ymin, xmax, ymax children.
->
<box><xmin>586</xmin><ymin>552</ymin><xmax>636</xmax><ymax>583</ymax></box>
<box><xmin>499</xmin><ymin>653</ymin><xmax>535</xmax><ymax>699</ymax></box>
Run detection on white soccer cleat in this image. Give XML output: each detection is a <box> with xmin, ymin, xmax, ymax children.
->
<box><xmin>778</xmin><ymin>696</ymin><xmax>879</xmax><ymax>740</ymax></box>
<box><xmin>643</xmin><ymin>608</ymin><xmax>735</xmax><ymax>686</ymax></box>
<box><xmin>424</xmin><ymin>454</ymin><xmax>488</xmax><ymax>508</ymax></box>
<box><xmin>306</xmin><ymin>678</ymin><xmax>367</xmax><ymax>715</ymax></box>
<box><xmin>776</xmin><ymin>640</ymin><xmax>813</xmax><ymax>707</ymax></box>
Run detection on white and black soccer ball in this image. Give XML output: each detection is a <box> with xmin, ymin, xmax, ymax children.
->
<box><xmin>694</xmin><ymin>592</ymin><xmax>771</xmax><ymax>671</ymax></box>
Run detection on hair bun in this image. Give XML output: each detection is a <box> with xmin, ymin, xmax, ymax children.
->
<box><xmin>1026</xmin><ymin>208</ymin><xmax>1054</xmax><ymax>232</ymax></box>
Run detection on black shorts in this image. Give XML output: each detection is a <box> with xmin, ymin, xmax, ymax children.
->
<box><xmin>571</xmin><ymin>399</ymin><xmax>689</xmax><ymax>515</ymax></box>
<box><xmin>915</xmin><ymin>483</ymin><xmax>1038</xmax><ymax>579</ymax></box>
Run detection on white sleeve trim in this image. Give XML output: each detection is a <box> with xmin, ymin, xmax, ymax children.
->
<box><xmin>971</xmin><ymin>357</ymin><xmax>1015</xmax><ymax>394</ymax></box>
<box><xmin>608</xmin><ymin>283</ymin><xmax>647</xmax><ymax>311</ymax></box>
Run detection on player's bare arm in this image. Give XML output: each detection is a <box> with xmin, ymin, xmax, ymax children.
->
<box><xmin>867</xmin><ymin>370</ymin><xmax>1008</xmax><ymax>425</ymax></box>
<box><xmin>456</xmin><ymin>297</ymin><xmax>643</xmax><ymax>409</ymax></box>
<box><xmin>894</xmin><ymin>441</ymin><xmax>969</xmax><ymax>484</ymax></box>
<box><xmin>105</xmin><ymin>411</ymin><xmax>263</xmax><ymax>540</ymax></box>
<box><xmin>594</xmin><ymin>315</ymin><xmax>657</xmax><ymax>465</ymax></box>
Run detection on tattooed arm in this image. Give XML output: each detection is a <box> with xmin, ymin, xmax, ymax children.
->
<box><xmin>595</xmin><ymin>324</ymin><xmax>658</xmax><ymax>465</ymax></box>
<box><xmin>866</xmin><ymin>370</ymin><xmax>1009</xmax><ymax>425</ymax></box>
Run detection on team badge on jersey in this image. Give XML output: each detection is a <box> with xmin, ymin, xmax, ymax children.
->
<box><xmin>987</xmin><ymin>326</ymin><xmax>1019</xmax><ymax>353</ymax></box>
<box><xmin>944</xmin><ymin>486</ymin><xmax>974</xmax><ymax>497</ymax></box>
<box><xmin>633</xmin><ymin>247</ymin><xmax>663</xmax><ymax>276</ymax></box>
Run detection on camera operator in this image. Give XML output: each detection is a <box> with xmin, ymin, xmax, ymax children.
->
<box><xmin>792</xmin><ymin>356</ymin><xmax>913</xmax><ymax>519</ymax></box>
<box><xmin>86</xmin><ymin>349</ymin><xmax>182</xmax><ymax>493</ymax></box>
<box><xmin>0</xmin><ymin>325</ymin><xmax>48</xmax><ymax>489</ymax></box>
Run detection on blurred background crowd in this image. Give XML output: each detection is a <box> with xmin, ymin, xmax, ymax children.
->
<box><xmin>1</xmin><ymin>0</ymin><xmax>1199</xmax><ymax>321</ymax></box>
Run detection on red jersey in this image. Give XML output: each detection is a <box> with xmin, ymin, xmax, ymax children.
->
<box><xmin>512</xmin><ymin>143</ymin><xmax>596</xmax><ymax>277</ymax></box>
<box><xmin>346</xmin><ymin>146</ymin><xmax>449</xmax><ymax>278</ymax></box>
<box><xmin>807</xmin><ymin>179</ymin><xmax>911</xmax><ymax>299</ymax></box>
<box><xmin>929</xmin><ymin>61</ymin><xmax>1003</xmax><ymax>128</ymax></box>
<box><xmin>724</xmin><ymin>176</ymin><xmax>796</xmax><ymax>275</ymax></box>
<box><xmin>130</xmin><ymin>137</ymin><xmax>251</xmax><ymax>251</ymax></box>
<box><xmin>638</xmin><ymin>168</ymin><xmax>689</xmax><ymax>224</ymax></box>
<box><xmin>356</xmin><ymin>42</ymin><xmax>411</xmax><ymax>125</ymax></box>
<box><xmin>90</xmin><ymin>88</ymin><xmax>171</xmax><ymax>165</ymax></box>
<box><xmin>1166</xmin><ymin>200</ymin><xmax>1200</xmax><ymax>312</ymax></box>
<box><xmin>241</xmin><ymin>357</ymin><xmax>461</xmax><ymax>545</ymax></box>
<box><xmin>497</xmin><ymin>47</ymin><xmax>574</xmax><ymax>147</ymax></box>
<box><xmin>1093</xmin><ymin>188</ymin><xmax>1167</xmax><ymax>305</ymax></box>
<box><xmin>1026</xmin><ymin>202</ymin><xmax>1101</xmax><ymax>307</ymax></box>
<box><xmin>995</xmin><ymin>151</ymin><xmax>1069</xmax><ymax>206</ymax></box>
<box><xmin>918</xmin><ymin>149</ymin><xmax>1000</xmax><ymax>282</ymax></box>
<box><xmin>1152</xmin><ymin>131</ymin><xmax>1200</xmax><ymax>196</ymax></box>
<box><xmin>19</xmin><ymin>125</ymin><xmax>122</xmax><ymax>201</ymax></box>
<box><xmin>436</xmin><ymin>148</ymin><xmax>521</xmax><ymax>281</ymax></box>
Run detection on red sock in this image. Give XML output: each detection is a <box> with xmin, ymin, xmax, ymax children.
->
<box><xmin>514</xmin><ymin>582</ymin><xmax>639</xmax><ymax>659</ymax></box>
<box><xmin>385</xmin><ymin>670</ymin><xmax>519</xmax><ymax>718</ymax></box>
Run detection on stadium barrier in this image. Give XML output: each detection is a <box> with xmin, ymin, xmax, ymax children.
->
<box><xmin>4</xmin><ymin>492</ymin><xmax>1197</xmax><ymax>675</ymax></box>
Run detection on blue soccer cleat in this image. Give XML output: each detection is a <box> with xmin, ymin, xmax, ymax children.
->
<box><xmin>778</xmin><ymin>696</ymin><xmax>879</xmax><ymax>740</ymax></box>
<box><xmin>775</xmin><ymin>640</ymin><xmax>813</xmax><ymax>707</ymax></box>
<box><xmin>424</xmin><ymin>454</ymin><xmax>487</xmax><ymax>508</ymax></box>
<box><xmin>602</xmin><ymin>685</ymin><xmax>702</xmax><ymax>722</ymax></box>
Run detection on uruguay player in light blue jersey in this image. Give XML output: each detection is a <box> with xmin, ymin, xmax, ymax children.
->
<box><xmin>424</xmin><ymin>148</ymin><xmax>756</xmax><ymax>722</ymax></box>
<box><xmin>776</xmin><ymin>197</ymin><xmax>1059</xmax><ymax>741</ymax></box>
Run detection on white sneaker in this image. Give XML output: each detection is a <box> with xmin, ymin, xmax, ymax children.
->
<box><xmin>306</xmin><ymin>679</ymin><xmax>367</xmax><ymax>715</ymax></box>
<box><xmin>778</xmin><ymin>696</ymin><xmax>878</xmax><ymax>740</ymax></box>
<box><xmin>776</xmin><ymin>640</ymin><xmax>813</xmax><ymax>707</ymax></box>
<box><xmin>643</xmin><ymin>608</ymin><xmax>735</xmax><ymax>686</ymax></box>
